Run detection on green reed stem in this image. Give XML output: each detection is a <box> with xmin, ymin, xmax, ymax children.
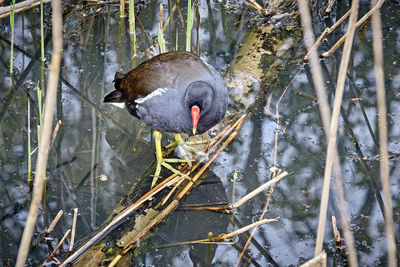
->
<box><xmin>27</xmin><ymin>98</ymin><xmax>32</xmax><ymax>188</ymax></box>
<box><xmin>40</xmin><ymin>0</ymin><xmax>44</xmax><ymax>61</ymax></box>
<box><xmin>158</xmin><ymin>4</ymin><xmax>165</xmax><ymax>53</ymax></box>
<box><xmin>120</xmin><ymin>0</ymin><xmax>125</xmax><ymax>17</ymax></box>
<box><xmin>186</xmin><ymin>0</ymin><xmax>193</xmax><ymax>52</ymax></box>
<box><xmin>10</xmin><ymin>0</ymin><xmax>16</xmax><ymax>74</ymax></box>
<box><xmin>129</xmin><ymin>0</ymin><xmax>137</xmax><ymax>67</ymax></box>
<box><xmin>37</xmin><ymin>83</ymin><xmax>43</xmax><ymax>124</ymax></box>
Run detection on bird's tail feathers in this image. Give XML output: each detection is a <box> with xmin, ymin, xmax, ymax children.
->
<box><xmin>104</xmin><ymin>90</ymin><xmax>124</xmax><ymax>103</ymax></box>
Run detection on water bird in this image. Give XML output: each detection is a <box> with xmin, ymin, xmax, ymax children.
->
<box><xmin>104</xmin><ymin>51</ymin><xmax>228</xmax><ymax>186</ymax></box>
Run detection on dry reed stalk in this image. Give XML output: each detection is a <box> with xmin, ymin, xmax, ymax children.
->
<box><xmin>302</xmin><ymin>10</ymin><xmax>350</xmax><ymax>62</ymax></box>
<box><xmin>46</xmin><ymin>210</ymin><xmax>63</xmax><ymax>236</ymax></box>
<box><xmin>43</xmin><ymin>229</ymin><xmax>71</xmax><ymax>265</ymax></box>
<box><xmin>321</xmin><ymin>0</ymin><xmax>384</xmax><ymax>58</ymax></box>
<box><xmin>155</xmin><ymin>240</ymin><xmax>234</xmax><ymax>248</ymax></box>
<box><xmin>297</xmin><ymin>0</ymin><xmax>358</xmax><ymax>265</ymax></box>
<box><xmin>331</xmin><ymin>216</ymin><xmax>341</xmax><ymax>243</ymax></box>
<box><xmin>325</xmin><ymin>0</ymin><xmax>337</xmax><ymax>14</ymax></box>
<box><xmin>0</xmin><ymin>0</ymin><xmax>51</xmax><ymax>18</ymax></box>
<box><xmin>230</xmin><ymin>171</ymin><xmax>287</xmax><ymax>209</ymax></box>
<box><xmin>299</xmin><ymin>251</ymin><xmax>327</xmax><ymax>267</ymax></box>
<box><xmin>314</xmin><ymin>0</ymin><xmax>359</xmax><ymax>257</ymax></box>
<box><xmin>15</xmin><ymin>0</ymin><xmax>63</xmax><ymax>265</ymax></box>
<box><xmin>371</xmin><ymin>0</ymin><xmax>397</xmax><ymax>265</ymax></box>
<box><xmin>244</xmin><ymin>1</ymin><xmax>262</xmax><ymax>14</ymax></box>
<box><xmin>69</xmin><ymin>208</ymin><xmax>78</xmax><ymax>255</ymax></box>
<box><xmin>221</xmin><ymin>218</ymin><xmax>279</xmax><ymax>239</ymax></box>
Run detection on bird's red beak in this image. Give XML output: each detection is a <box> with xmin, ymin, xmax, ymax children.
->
<box><xmin>191</xmin><ymin>105</ymin><xmax>200</xmax><ymax>135</ymax></box>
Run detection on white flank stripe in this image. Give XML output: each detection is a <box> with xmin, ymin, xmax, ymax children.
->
<box><xmin>110</xmin><ymin>102</ymin><xmax>126</xmax><ymax>108</ymax></box>
<box><xmin>135</xmin><ymin>88</ymin><xmax>168</xmax><ymax>104</ymax></box>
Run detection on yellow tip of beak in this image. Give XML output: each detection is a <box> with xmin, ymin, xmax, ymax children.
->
<box><xmin>193</xmin><ymin>128</ymin><xmax>197</xmax><ymax>135</ymax></box>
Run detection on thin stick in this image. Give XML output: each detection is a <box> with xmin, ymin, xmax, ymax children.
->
<box><xmin>222</xmin><ymin>218</ymin><xmax>279</xmax><ymax>239</ymax></box>
<box><xmin>69</xmin><ymin>208</ymin><xmax>78</xmax><ymax>255</ymax></box>
<box><xmin>231</xmin><ymin>172</ymin><xmax>287</xmax><ymax>209</ymax></box>
<box><xmin>325</xmin><ymin>0</ymin><xmax>336</xmax><ymax>14</ymax></box>
<box><xmin>331</xmin><ymin>216</ymin><xmax>341</xmax><ymax>243</ymax></box>
<box><xmin>46</xmin><ymin>210</ymin><xmax>63</xmax><ymax>236</ymax></box>
<box><xmin>321</xmin><ymin>0</ymin><xmax>384</xmax><ymax>58</ymax></box>
<box><xmin>302</xmin><ymin>10</ymin><xmax>350</xmax><ymax>62</ymax></box>
<box><xmin>44</xmin><ymin>229</ymin><xmax>71</xmax><ymax>265</ymax></box>
<box><xmin>15</xmin><ymin>0</ymin><xmax>63</xmax><ymax>265</ymax></box>
<box><xmin>372</xmin><ymin>0</ymin><xmax>397</xmax><ymax>265</ymax></box>
<box><xmin>314</xmin><ymin>0</ymin><xmax>359</xmax><ymax>256</ymax></box>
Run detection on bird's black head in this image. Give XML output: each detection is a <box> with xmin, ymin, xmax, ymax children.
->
<box><xmin>184</xmin><ymin>81</ymin><xmax>215</xmax><ymax>134</ymax></box>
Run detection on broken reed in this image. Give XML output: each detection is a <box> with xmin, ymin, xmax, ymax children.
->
<box><xmin>9</xmin><ymin>0</ymin><xmax>15</xmax><ymax>74</ymax></box>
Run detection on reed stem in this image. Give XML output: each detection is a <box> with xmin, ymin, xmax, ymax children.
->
<box><xmin>9</xmin><ymin>0</ymin><xmax>15</xmax><ymax>74</ymax></box>
<box><xmin>186</xmin><ymin>0</ymin><xmax>192</xmax><ymax>52</ymax></box>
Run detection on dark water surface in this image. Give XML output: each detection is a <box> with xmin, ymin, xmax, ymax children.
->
<box><xmin>0</xmin><ymin>0</ymin><xmax>399</xmax><ymax>266</ymax></box>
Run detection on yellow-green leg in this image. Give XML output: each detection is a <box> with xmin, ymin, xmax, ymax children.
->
<box><xmin>152</xmin><ymin>131</ymin><xmax>192</xmax><ymax>187</ymax></box>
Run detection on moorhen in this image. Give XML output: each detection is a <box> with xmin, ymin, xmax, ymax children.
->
<box><xmin>104</xmin><ymin>51</ymin><xmax>228</xmax><ymax>186</ymax></box>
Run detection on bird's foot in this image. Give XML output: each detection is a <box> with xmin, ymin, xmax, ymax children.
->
<box><xmin>151</xmin><ymin>131</ymin><xmax>193</xmax><ymax>187</ymax></box>
<box><xmin>167</xmin><ymin>134</ymin><xmax>209</xmax><ymax>164</ymax></box>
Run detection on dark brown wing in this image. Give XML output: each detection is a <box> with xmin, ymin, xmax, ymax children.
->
<box><xmin>115</xmin><ymin>51</ymin><xmax>213</xmax><ymax>101</ymax></box>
